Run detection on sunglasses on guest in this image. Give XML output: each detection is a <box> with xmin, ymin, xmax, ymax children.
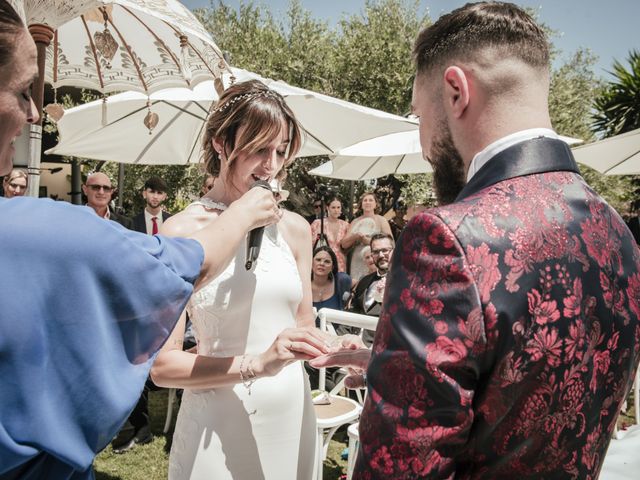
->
<box><xmin>87</xmin><ymin>184</ymin><xmax>114</xmax><ymax>192</ymax></box>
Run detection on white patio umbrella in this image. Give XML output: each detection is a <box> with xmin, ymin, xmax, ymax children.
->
<box><xmin>571</xmin><ymin>128</ymin><xmax>640</xmax><ymax>175</ymax></box>
<box><xmin>46</xmin><ymin>68</ymin><xmax>418</xmax><ymax>163</ymax></box>
<box><xmin>310</xmin><ymin>130</ymin><xmax>583</xmax><ymax>180</ymax></box>
<box><xmin>28</xmin><ymin>0</ymin><xmax>229</xmax><ymax>95</ymax></box>
<box><xmin>15</xmin><ymin>0</ymin><xmax>231</xmax><ymax>196</ymax></box>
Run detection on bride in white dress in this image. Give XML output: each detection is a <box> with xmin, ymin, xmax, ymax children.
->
<box><xmin>151</xmin><ymin>80</ymin><xmax>328</xmax><ymax>480</ymax></box>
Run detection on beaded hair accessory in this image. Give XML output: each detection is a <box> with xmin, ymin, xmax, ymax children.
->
<box><xmin>212</xmin><ymin>90</ymin><xmax>281</xmax><ymax>114</ymax></box>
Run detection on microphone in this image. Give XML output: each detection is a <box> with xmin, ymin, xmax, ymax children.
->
<box><xmin>245</xmin><ymin>180</ymin><xmax>272</xmax><ymax>271</ymax></box>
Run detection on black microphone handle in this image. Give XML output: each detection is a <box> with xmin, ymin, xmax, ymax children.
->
<box><xmin>245</xmin><ymin>180</ymin><xmax>273</xmax><ymax>271</ymax></box>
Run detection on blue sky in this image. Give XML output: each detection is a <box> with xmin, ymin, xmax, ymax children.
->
<box><xmin>183</xmin><ymin>0</ymin><xmax>639</xmax><ymax>80</ymax></box>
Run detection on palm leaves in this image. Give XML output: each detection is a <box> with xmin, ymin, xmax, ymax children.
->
<box><xmin>592</xmin><ymin>50</ymin><xmax>640</xmax><ymax>136</ymax></box>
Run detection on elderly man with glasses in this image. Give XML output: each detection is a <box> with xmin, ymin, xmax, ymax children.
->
<box><xmin>348</xmin><ymin>233</ymin><xmax>394</xmax><ymax>345</ymax></box>
<box><xmin>82</xmin><ymin>172</ymin><xmax>132</xmax><ymax>229</ymax></box>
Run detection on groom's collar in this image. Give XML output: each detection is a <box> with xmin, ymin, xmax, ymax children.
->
<box><xmin>456</xmin><ymin>136</ymin><xmax>581</xmax><ymax>202</ymax></box>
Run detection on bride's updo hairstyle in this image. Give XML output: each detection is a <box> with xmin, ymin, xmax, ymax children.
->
<box><xmin>202</xmin><ymin>79</ymin><xmax>303</xmax><ymax>183</ymax></box>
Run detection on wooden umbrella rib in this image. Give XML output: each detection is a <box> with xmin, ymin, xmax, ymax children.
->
<box><xmin>184</xmin><ymin>39</ymin><xmax>219</xmax><ymax>78</ymax></box>
<box><xmin>160</xmin><ymin>20</ymin><xmax>221</xmax><ymax>79</ymax></box>
<box><xmin>121</xmin><ymin>5</ymin><xmax>188</xmax><ymax>87</ymax></box>
<box><xmin>80</xmin><ymin>15</ymin><xmax>105</xmax><ymax>91</ymax></box>
<box><xmin>106</xmin><ymin>13</ymin><xmax>148</xmax><ymax>92</ymax></box>
<box><xmin>53</xmin><ymin>30</ymin><xmax>58</xmax><ymax>84</ymax></box>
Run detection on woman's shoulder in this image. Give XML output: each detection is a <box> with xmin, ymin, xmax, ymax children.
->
<box><xmin>280</xmin><ymin>209</ymin><xmax>311</xmax><ymax>237</ymax></box>
<box><xmin>161</xmin><ymin>202</ymin><xmax>220</xmax><ymax>237</ymax></box>
<box><xmin>279</xmin><ymin>210</ymin><xmax>312</xmax><ymax>261</ymax></box>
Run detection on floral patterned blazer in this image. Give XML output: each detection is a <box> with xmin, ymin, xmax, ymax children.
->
<box><xmin>355</xmin><ymin>137</ymin><xmax>640</xmax><ymax>480</ymax></box>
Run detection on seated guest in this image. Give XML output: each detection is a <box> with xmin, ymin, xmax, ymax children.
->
<box><xmin>2</xmin><ymin>168</ymin><xmax>27</xmax><ymax>197</ymax></box>
<box><xmin>349</xmin><ymin>233</ymin><xmax>394</xmax><ymax>345</ymax></box>
<box><xmin>311</xmin><ymin>245</ymin><xmax>352</xmax><ymax>313</ymax></box>
<box><xmin>350</xmin><ymin>234</ymin><xmax>394</xmax><ymax>317</ymax></box>
<box><xmin>132</xmin><ymin>176</ymin><xmax>171</xmax><ymax>235</ymax></box>
<box><xmin>82</xmin><ymin>172</ymin><xmax>132</xmax><ymax>228</ymax></box>
<box><xmin>308</xmin><ymin>246</ymin><xmax>351</xmax><ymax>390</ymax></box>
<box><xmin>361</xmin><ymin>245</ymin><xmax>376</xmax><ymax>276</ymax></box>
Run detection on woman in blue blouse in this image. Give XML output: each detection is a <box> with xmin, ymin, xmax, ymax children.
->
<box><xmin>311</xmin><ymin>245</ymin><xmax>352</xmax><ymax>312</ymax></box>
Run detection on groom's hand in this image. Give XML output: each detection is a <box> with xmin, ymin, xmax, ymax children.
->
<box><xmin>310</xmin><ymin>348</ymin><xmax>371</xmax><ymax>390</ymax></box>
<box><xmin>309</xmin><ymin>347</ymin><xmax>371</xmax><ymax>371</ymax></box>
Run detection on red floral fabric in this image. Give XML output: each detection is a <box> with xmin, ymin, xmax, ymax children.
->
<box><xmin>355</xmin><ymin>171</ymin><xmax>640</xmax><ymax>479</ymax></box>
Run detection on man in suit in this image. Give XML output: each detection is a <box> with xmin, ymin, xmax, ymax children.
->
<box><xmin>112</xmin><ymin>176</ymin><xmax>172</xmax><ymax>453</ymax></box>
<box><xmin>132</xmin><ymin>176</ymin><xmax>171</xmax><ymax>235</ymax></box>
<box><xmin>82</xmin><ymin>172</ymin><xmax>132</xmax><ymax>228</ymax></box>
<box><xmin>349</xmin><ymin>233</ymin><xmax>394</xmax><ymax>346</ymax></box>
<box><xmin>312</xmin><ymin>3</ymin><xmax>640</xmax><ymax>478</ymax></box>
<box><xmin>350</xmin><ymin>234</ymin><xmax>394</xmax><ymax>316</ymax></box>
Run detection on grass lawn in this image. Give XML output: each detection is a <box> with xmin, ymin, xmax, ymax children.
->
<box><xmin>94</xmin><ymin>387</ymin><xmax>638</xmax><ymax>479</ymax></box>
<box><xmin>94</xmin><ymin>389</ymin><xmax>349</xmax><ymax>480</ymax></box>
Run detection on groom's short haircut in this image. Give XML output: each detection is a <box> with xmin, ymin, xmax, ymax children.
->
<box><xmin>413</xmin><ymin>2</ymin><xmax>549</xmax><ymax>76</ymax></box>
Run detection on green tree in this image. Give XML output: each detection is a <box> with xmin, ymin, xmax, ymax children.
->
<box><xmin>330</xmin><ymin>0</ymin><xmax>427</xmax><ymax>115</ymax></box>
<box><xmin>549</xmin><ymin>49</ymin><xmax>601</xmax><ymax>141</ymax></box>
<box><xmin>593</xmin><ymin>50</ymin><xmax>640</xmax><ymax>136</ymax></box>
<box><xmin>589</xmin><ymin>50</ymin><xmax>640</xmax><ymax>215</ymax></box>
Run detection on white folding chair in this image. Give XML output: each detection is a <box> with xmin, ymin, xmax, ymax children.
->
<box><xmin>163</xmin><ymin>388</ymin><xmax>177</xmax><ymax>433</ymax></box>
<box><xmin>599</xmin><ymin>366</ymin><xmax>640</xmax><ymax>479</ymax></box>
<box><xmin>313</xmin><ymin>308</ymin><xmax>378</xmax><ymax>480</ymax></box>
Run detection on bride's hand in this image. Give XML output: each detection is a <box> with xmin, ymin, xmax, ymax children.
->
<box><xmin>229</xmin><ymin>187</ymin><xmax>282</xmax><ymax>231</ymax></box>
<box><xmin>254</xmin><ymin>327</ymin><xmax>330</xmax><ymax>377</ymax></box>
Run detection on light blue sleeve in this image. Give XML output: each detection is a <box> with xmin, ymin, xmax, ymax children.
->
<box><xmin>0</xmin><ymin>198</ymin><xmax>203</xmax><ymax>479</ymax></box>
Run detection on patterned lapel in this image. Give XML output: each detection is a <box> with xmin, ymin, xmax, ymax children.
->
<box><xmin>456</xmin><ymin>137</ymin><xmax>581</xmax><ymax>201</ymax></box>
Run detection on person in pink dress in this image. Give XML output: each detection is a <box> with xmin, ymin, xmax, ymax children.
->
<box><xmin>310</xmin><ymin>196</ymin><xmax>350</xmax><ymax>272</ymax></box>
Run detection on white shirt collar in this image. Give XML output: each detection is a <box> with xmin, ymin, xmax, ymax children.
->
<box><xmin>144</xmin><ymin>209</ymin><xmax>161</xmax><ymax>221</ymax></box>
<box><xmin>144</xmin><ymin>208</ymin><xmax>163</xmax><ymax>235</ymax></box>
<box><xmin>466</xmin><ymin>128</ymin><xmax>559</xmax><ymax>182</ymax></box>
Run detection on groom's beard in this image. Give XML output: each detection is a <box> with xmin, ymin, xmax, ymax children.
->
<box><xmin>427</xmin><ymin>122</ymin><xmax>466</xmax><ymax>206</ymax></box>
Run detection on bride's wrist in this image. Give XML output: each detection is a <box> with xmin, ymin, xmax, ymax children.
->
<box><xmin>249</xmin><ymin>354</ymin><xmax>267</xmax><ymax>378</ymax></box>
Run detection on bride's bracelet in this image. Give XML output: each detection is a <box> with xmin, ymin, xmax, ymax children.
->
<box><xmin>239</xmin><ymin>354</ymin><xmax>257</xmax><ymax>395</ymax></box>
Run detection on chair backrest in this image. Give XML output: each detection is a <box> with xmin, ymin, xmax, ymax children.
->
<box><xmin>316</xmin><ymin>308</ymin><xmax>378</xmax><ymax>393</ymax></box>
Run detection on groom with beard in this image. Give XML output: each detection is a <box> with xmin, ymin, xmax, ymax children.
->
<box><xmin>311</xmin><ymin>2</ymin><xmax>640</xmax><ymax>478</ymax></box>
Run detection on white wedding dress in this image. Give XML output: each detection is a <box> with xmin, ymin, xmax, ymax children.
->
<box><xmin>169</xmin><ymin>204</ymin><xmax>316</xmax><ymax>480</ymax></box>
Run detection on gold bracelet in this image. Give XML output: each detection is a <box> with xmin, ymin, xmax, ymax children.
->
<box><xmin>239</xmin><ymin>354</ymin><xmax>257</xmax><ymax>395</ymax></box>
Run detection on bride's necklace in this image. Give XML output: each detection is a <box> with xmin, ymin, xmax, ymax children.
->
<box><xmin>198</xmin><ymin>196</ymin><xmax>228</xmax><ymax>211</ymax></box>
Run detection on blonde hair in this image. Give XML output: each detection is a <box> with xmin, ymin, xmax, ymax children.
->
<box><xmin>3</xmin><ymin>168</ymin><xmax>27</xmax><ymax>185</ymax></box>
<box><xmin>202</xmin><ymin>80</ymin><xmax>302</xmax><ymax>183</ymax></box>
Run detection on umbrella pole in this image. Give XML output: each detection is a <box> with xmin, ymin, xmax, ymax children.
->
<box><xmin>26</xmin><ymin>24</ymin><xmax>54</xmax><ymax>198</ymax></box>
<box><xmin>71</xmin><ymin>160</ymin><xmax>82</xmax><ymax>205</ymax></box>
<box><xmin>347</xmin><ymin>180</ymin><xmax>355</xmax><ymax>221</ymax></box>
<box><xmin>117</xmin><ymin>163</ymin><xmax>125</xmax><ymax>211</ymax></box>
